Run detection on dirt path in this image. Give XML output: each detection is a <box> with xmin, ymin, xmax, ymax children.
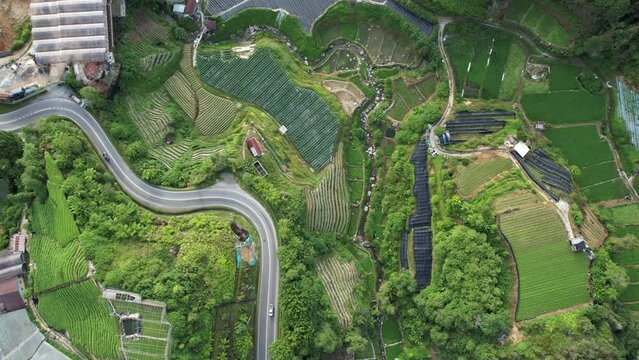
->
<box><xmin>516</xmin><ymin>303</ymin><xmax>590</xmax><ymax>324</ymax></box>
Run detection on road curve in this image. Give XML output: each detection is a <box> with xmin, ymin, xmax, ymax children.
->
<box><xmin>0</xmin><ymin>98</ymin><xmax>278</xmax><ymax>359</ymax></box>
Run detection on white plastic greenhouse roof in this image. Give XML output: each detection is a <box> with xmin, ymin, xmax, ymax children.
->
<box><xmin>0</xmin><ymin>309</ymin><xmax>69</xmax><ymax>359</ymax></box>
<box><xmin>30</xmin><ymin>0</ymin><xmax>109</xmax><ymax>64</ymax></box>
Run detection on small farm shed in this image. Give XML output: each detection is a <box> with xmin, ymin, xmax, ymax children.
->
<box><xmin>0</xmin><ymin>277</ymin><xmax>27</xmax><ymax>313</ymax></box>
<box><xmin>205</xmin><ymin>20</ymin><xmax>217</xmax><ymax>32</ymax></box>
<box><xmin>514</xmin><ymin>141</ymin><xmax>530</xmax><ymax>158</ymax></box>
<box><xmin>247</xmin><ymin>137</ymin><xmax>263</xmax><ymax>157</ymax></box>
<box><xmin>570</xmin><ymin>236</ymin><xmax>587</xmax><ymax>252</ymax></box>
<box><xmin>278</xmin><ymin>125</ymin><xmax>288</xmax><ymax>135</ymax></box>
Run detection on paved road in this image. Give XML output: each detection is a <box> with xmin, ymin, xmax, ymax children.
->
<box><xmin>0</xmin><ymin>98</ymin><xmax>278</xmax><ymax>359</ymax></box>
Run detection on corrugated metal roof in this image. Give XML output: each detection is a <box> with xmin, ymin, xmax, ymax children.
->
<box><xmin>0</xmin><ymin>309</ymin><xmax>69</xmax><ymax>359</ymax></box>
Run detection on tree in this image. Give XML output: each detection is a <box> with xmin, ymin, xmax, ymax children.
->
<box><xmin>314</xmin><ymin>323</ymin><xmax>340</xmax><ymax>353</ymax></box>
<box><xmin>345</xmin><ymin>331</ymin><xmax>368</xmax><ymax>355</ymax></box>
<box><xmin>79</xmin><ymin>86</ymin><xmax>107</xmax><ymax>110</ymax></box>
<box><xmin>0</xmin><ymin>131</ymin><xmax>24</xmax><ymax>189</ymax></box>
<box><xmin>378</xmin><ymin>270</ymin><xmax>416</xmax><ymax>315</ymax></box>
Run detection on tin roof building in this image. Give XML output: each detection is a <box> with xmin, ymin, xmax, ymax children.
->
<box><xmin>30</xmin><ymin>0</ymin><xmax>111</xmax><ymax>64</ymax></box>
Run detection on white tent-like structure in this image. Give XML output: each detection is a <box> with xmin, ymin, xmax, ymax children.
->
<box><xmin>30</xmin><ymin>0</ymin><xmax>110</xmax><ymax>64</ymax></box>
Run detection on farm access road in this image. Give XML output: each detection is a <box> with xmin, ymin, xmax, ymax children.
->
<box><xmin>0</xmin><ymin>98</ymin><xmax>279</xmax><ymax>360</ymax></box>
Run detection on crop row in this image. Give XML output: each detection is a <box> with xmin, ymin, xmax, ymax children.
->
<box><xmin>616</xmin><ymin>78</ymin><xmax>639</xmax><ymax>151</ymax></box>
<box><xmin>30</xmin><ymin>154</ymin><xmax>80</xmax><ymax>247</ymax></box>
<box><xmin>29</xmin><ymin>235</ymin><xmax>87</xmax><ymax>293</ymax></box>
<box><xmin>195</xmin><ymin>88</ymin><xmax>237</xmax><ymax>136</ymax></box>
<box><xmin>492</xmin><ymin>191</ymin><xmax>538</xmax><ymax>213</ymax></box>
<box><xmin>140</xmin><ymin>52</ymin><xmax>176</xmax><ymax>72</ymax></box>
<box><xmin>180</xmin><ymin>46</ymin><xmax>200</xmax><ymax>88</ymax></box>
<box><xmin>38</xmin><ymin>281</ymin><xmax>122</xmax><ymax>359</ymax></box>
<box><xmin>457</xmin><ymin>157</ymin><xmax>512</xmax><ymax>197</ymax></box>
<box><xmin>164</xmin><ymin>71</ymin><xmax>197</xmax><ymax>118</ymax></box>
<box><xmin>123</xmin><ymin>337</ymin><xmax>168</xmax><ymax>357</ymax></box>
<box><xmin>127</xmin><ymin>91</ymin><xmax>172</xmax><ymax>145</ymax></box>
<box><xmin>306</xmin><ymin>146</ymin><xmax>349</xmax><ymax>233</ymax></box>
<box><xmin>500</xmin><ymin>204</ymin><xmax>589</xmax><ymax>320</ymax></box>
<box><xmin>316</xmin><ymin>256</ymin><xmax>358</xmax><ymax>328</ymax></box>
<box><xmin>197</xmin><ymin>49</ymin><xmax>339</xmax><ymax>169</ymax></box>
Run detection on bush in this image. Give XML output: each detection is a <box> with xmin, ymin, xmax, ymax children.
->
<box><xmin>178</xmin><ymin>17</ymin><xmax>200</xmax><ymax>32</ymax></box>
<box><xmin>10</xmin><ymin>21</ymin><xmax>31</xmax><ymax>51</ymax></box>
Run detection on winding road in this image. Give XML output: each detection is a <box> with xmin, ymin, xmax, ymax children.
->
<box><xmin>0</xmin><ymin>98</ymin><xmax>278</xmax><ymax>360</ymax></box>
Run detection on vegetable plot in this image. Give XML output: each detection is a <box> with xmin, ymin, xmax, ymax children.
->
<box><xmin>197</xmin><ymin>49</ymin><xmax>340</xmax><ymax>169</ymax></box>
<box><xmin>316</xmin><ymin>256</ymin><xmax>358</xmax><ymax>328</ymax></box>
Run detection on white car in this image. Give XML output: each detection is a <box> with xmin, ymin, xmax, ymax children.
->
<box><xmin>268</xmin><ymin>304</ymin><xmax>274</xmax><ymax>317</ymax></box>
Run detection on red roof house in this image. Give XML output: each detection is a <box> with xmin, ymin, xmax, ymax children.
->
<box><xmin>247</xmin><ymin>137</ymin><xmax>263</xmax><ymax>157</ymax></box>
<box><xmin>184</xmin><ymin>0</ymin><xmax>196</xmax><ymax>14</ymax></box>
<box><xmin>0</xmin><ymin>277</ymin><xmax>27</xmax><ymax>313</ymax></box>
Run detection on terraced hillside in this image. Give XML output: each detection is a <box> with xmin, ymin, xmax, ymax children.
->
<box><xmin>197</xmin><ymin>48</ymin><xmax>340</xmax><ymax>169</ymax></box>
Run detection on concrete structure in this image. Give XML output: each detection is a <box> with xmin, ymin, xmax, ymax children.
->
<box><xmin>30</xmin><ymin>0</ymin><xmax>111</xmax><ymax>64</ymax></box>
<box><xmin>110</xmin><ymin>0</ymin><xmax>125</xmax><ymax>17</ymax></box>
<box><xmin>9</xmin><ymin>234</ymin><xmax>28</xmax><ymax>253</ymax></box>
<box><xmin>102</xmin><ymin>288</ymin><xmax>142</xmax><ymax>303</ymax></box>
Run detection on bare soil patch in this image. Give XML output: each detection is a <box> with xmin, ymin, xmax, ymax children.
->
<box><xmin>0</xmin><ymin>0</ymin><xmax>30</xmax><ymax>51</ymax></box>
<box><xmin>323</xmin><ymin>80</ymin><xmax>366</xmax><ymax>116</ymax></box>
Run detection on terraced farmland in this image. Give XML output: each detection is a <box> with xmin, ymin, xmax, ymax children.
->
<box><xmin>387</xmin><ymin>75</ymin><xmax>437</xmax><ymax>121</ymax></box>
<box><xmin>148</xmin><ymin>141</ymin><xmax>225</xmax><ymax>168</ymax></box>
<box><xmin>164</xmin><ymin>71</ymin><xmax>197</xmax><ymax>118</ymax></box>
<box><xmin>127</xmin><ymin>90</ymin><xmax>172</xmax><ymax>145</ymax></box>
<box><xmin>31</xmin><ymin>153</ymin><xmax>80</xmax><ymax>247</ymax></box>
<box><xmin>316</xmin><ymin>256</ymin><xmax>358</xmax><ymax>327</ymax></box>
<box><xmin>306</xmin><ymin>144</ymin><xmax>350</xmax><ymax>233</ymax></box>
<box><xmin>499</xmin><ymin>203</ymin><xmax>590</xmax><ymax>320</ymax></box>
<box><xmin>197</xmin><ymin>48</ymin><xmax>340</xmax><ymax>169</ymax></box>
<box><xmin>38</xmin><ymin>281</ymin><xmax>122</xmax><ymax>359</ymax></box>
<box><xmin>127</xmin><ymin>9</ymin><xmax>171</xmax><ymax>53</ymax></box>
<box><xmin>545</xmin><ymin>125</ymin><xmax>627</xmax><ymax>202</ymax></box>
<box><xmin>140</xmin><ymin>52</ymin><xmax>176</xmax><ymax>72</ymax></box>
<box><xmin>29</xmin><ymin>235</ymin><xmax>87</xmax><ymax>293</ymax></box>
<box><xmin>616</xmin><ymin>78</ymin><xmax>639</xmax><ymax>151</ymax></box>
<box><xmin>505</xmin><ymin>0</ymin><xmax>573</xmax><ymax>47</ymax></box>
<box><xmin>195</xmin><ymin>88</ymin><xmax>237</xmax><ymax>136</ymax></box>
<box><xmin>456</xmin><ymin>157</ymin><xmax>512</xmax><ymax>197</ymax></box>
<box><xmin>445</xmin><ymin>22</ymin><xmax>518</xmax><ymax>100</ymax></box>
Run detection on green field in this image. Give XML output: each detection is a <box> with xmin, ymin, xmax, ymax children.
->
<box><xmin>38</xmin><ymin>281</ymin><xmax>122</xmax><ymax>359</ymax></box>
<box><xmin>521</xmin><ymin>91</ymin><xmax>606</xmax><ymax>124</ymax></box>
<box><xmin>499</xmin><ymin>204</ymin><xmax>589</xmax><ymax>320</ymax></box>
<box><xmin>382</xmin><ymin>316</ymin><xmax>403</xmax><ymax>359</ymax></box>
<box><xmin>197</xmin><ymin>48</ymin><xmax>340</xmax><ymax>169</ymax></box>
<box><xmin>545</xmin><ymin>125</ymin><xmax>627</xmax><ymax>201</ymax></box>
<box><xmin>457</xmin><ymin>157</ymin><xmax>512</xmax><ymax>197</ymax></box>
<box><xmin>549</xmin><ymin>63</ymin><xmax>582</xmax><ymax>91</ymax></box>
<box><xmin>505</xmin><ymin>0</ymin><xmax>573</xmax><ymax>47</ymax></box>
<box><xmin>599</xmin><ymin>204</ymin><xmax>639</xmax><ymax>225</ymax></box>
<box><xmin>445</xmin><ymin>23</ymin><xmax>518</xmax><ymax>99</ymax></box>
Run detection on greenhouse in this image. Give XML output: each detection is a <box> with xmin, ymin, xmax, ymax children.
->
<box><xmin>30</xmin><ymin>0</ymin><xmax>110</xmax><ymax>64</ymax></box>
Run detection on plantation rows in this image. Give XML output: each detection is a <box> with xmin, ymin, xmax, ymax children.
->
<box><xmin>112</xmin><ymin>300</ymin><xmax>165</xmax><ymax>322</ymax></box>
<box><xmin>29</xmin><ymin>235</ymin><xmax>86</xmax><ymax>293</ymax></box>
<box><xmin>316</xmin><ymin>256</ymin><xmax>358</xmax><ymax>328</ymax></box>
<box><xmin>195</xmin><ymin>88</ymin><xmax>237</xmax><ymax>136</ymax></box>
<box><xmin>129</xmin><ymin>9</ymin><xmax>170</xmax><ymax>46</ymax></box>
<box><xmin>457</xmin><ymin>157</ymin><xmax>512</xmax><ymax>197</ymax></box>
<box><xmin>387</xmin><ymin>75</ymin><xmax>436</xmax><ymax>120</ymax></box>
<box><xmin>164</xmin><ymin>71</ymin><xmax>197</xmax><ymax>118</ymax></box>
<box><xmin>500</xmin><ymin>204</ymin><xmax>589</xmax><ymax>320</ymax></box>
<box><xmin>180</xmin><ymin>46</ymin><xmax>200</xmax><ymax>87</ymax></box>
<box><xmin>306</xmin><ymin>146</ymin><xmax>349</xmax><ymax>233</ymax></box>
<box><xmin>197</xmin><ymin>49</ymin><xmax>339</xmax><ymax>169</ymax></box>
<box><xmin>30</xmin><ymin>154</ymin><xmax>80</xmax><ymax>247</ymax></box>
<box><xmin>148</xmin><ymin>142</ymin><xmax>225</xmax><ymax>168</ymax></box>
<box><xmin>127</xmin><ymin>91</ymin><xmax>172</xmax><ymax>145</ymax></box>
<box><xmin>140</xmin><ymin>52</ymin><xmax>176</xmax><ymax>72</ymax></box>
<box><xmin>38</xmin><ymin>281</ymin><xmax>122</xmax><ymax>359</ymax></box>
<box><xmin>493</xmin><ymin>191</ymin><xmax>538</xmax><ymax>213</ymax></box>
